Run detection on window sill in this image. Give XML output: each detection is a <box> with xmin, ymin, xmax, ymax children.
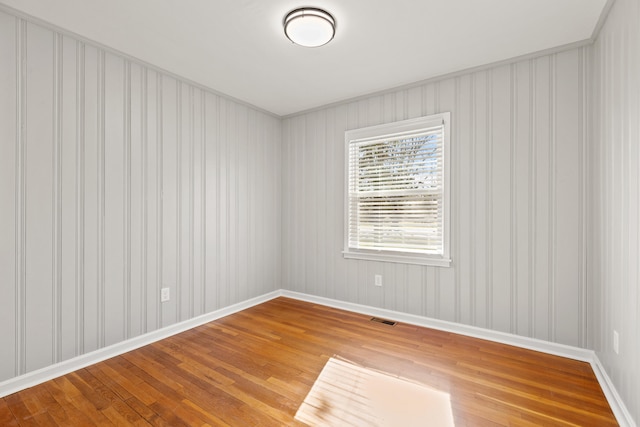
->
<box><xmin>342</xmin><ymin>250</ymin><xmax>451</xmax><ymax>267</ymax></box>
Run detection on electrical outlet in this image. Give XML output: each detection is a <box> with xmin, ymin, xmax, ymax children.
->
<box><xmin>374</xmin><ymin>274</ymin><xmax>382</xmax><ymax>287</ymax></box>
<box><xmin>613</xmin><ymin>330</ymin><xmax>619</xmax><ymax>355</ymax></box>
<box><xmin>161</xmin><ymin>287</ymin><xmax>170</xmax><ymax>302</ymax></box>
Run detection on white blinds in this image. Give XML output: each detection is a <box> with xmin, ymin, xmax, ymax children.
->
<box><xmin>347</xmin><ymin>122</ymin><xmax>445</xmax><ymax>255</ymax></box>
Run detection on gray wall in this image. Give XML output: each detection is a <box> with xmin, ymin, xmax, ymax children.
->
<box><xmin>590</xmin><ymin>0</ymin><xmax>640</xmax><ymax>422</ymax></box>
<box><xmin>282</xmin><ymin>48</ymin><xmax>589</xmax><ymax>348</ymax></box>
<box><xmin>0</xmin><ymin>10</ymin><xmax>282</xmax><ymax>382</ymax></box>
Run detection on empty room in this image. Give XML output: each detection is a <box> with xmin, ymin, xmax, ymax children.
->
<box><xmin>0</xmin><ymin>0</ymin><xmax>638</xmax><ymax>425</ymax></box>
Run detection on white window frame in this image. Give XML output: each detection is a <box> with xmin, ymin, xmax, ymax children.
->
<box><xmin>343</xmin><ymin>113</ymin><xmax>451</xmax><ymax>267</ymax></box>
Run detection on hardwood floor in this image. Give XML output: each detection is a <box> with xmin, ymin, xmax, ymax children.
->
<box><xmin>1</xmin><ymin>297</ymin><xmax>618</xmax><ymax>426</ymax></box>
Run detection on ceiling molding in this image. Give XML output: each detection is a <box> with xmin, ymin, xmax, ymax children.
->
<box><xmin>282</xmin><ymin>38</ymin><xmax>594</xmax><ymax>120</ymax></box>
<box><xmin>0</xmin><ymin>2</ymin><xmax>281</xmax><ymax>119</ymax></box>
<box><xmin>1</xmin><ymin>1</ymin><xmax>607</xmax><ymax>118</ymax></box>
<box><xmin>590</xmin><ymin>0</ymin><xmax>617</xmax><ymax>41</ymax></box>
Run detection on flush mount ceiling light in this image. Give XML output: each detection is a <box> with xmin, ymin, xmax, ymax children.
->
<box><xmin>284</xmin><ymin>8</ymin><xmax>335</xmax><ymax>48</ymax></box>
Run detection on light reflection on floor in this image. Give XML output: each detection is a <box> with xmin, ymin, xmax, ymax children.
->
<box><xmin>295</xmin><ymin>357</ymin><xmax>455</xmax><ymax>427</ymax></box>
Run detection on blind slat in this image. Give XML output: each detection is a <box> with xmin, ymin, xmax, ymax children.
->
<box><xmin>347</xmin><ymin>119</ymin><xmax>446</xmax><ymax>255</ymax></box>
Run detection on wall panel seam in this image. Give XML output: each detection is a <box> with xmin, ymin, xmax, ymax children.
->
<box><xmin>229</xmin><ymin>107</ymin><xmax>238</xmax><ymax>303</ymax></box>
<box><xmin>454</xmin><ymin>76</ymin><xmax>461</xmax><ymax>323</ymax></box>
<box><xmin>97</xmin><ymin>49</ymin><xmax>105</xmax><ymax>348</ymax></box>
<box><xmin>124</xmin><ymin>59</ymin><xmax>131</xmax><ymax>340</ymax></box>
<box><xmin>200</xmin><ymin>91</ymin><xmax>206</xmax><ymax>315</ymax></box>
<box><xmin>619</xmin><ymin>26</ymin><xmax>630</xmax><ymax>359</ymax></box>
<box><xmin>528</xmin><ymin>58</ymin><xmax>537</xmax><ymax>338</ymax></box>
<box><xmin>15</xmin><ymin>16</ymin><xmax>27</xmax><ymax>376</ymax></box>
<box><xmin>470</xmin><ymin>74</ymin><xmax>477</xmax><ymax>325</ymax></box>
<box><xmin>548</xmin><ymin>55</ymin><xmax>557</xmax><ymax>342</ymax></box>
<box><xmin>75</xmin><ymin>40</ymin><xmax>85</xmax><ymax>355</ymax></box>
<box><xmin>53</xmin><ymin>31</ymin><xmax>63</xmax><ymax>364</ymax></box>
<box><xmin>579</xmin><ymin>47</ymin><xmax>588</xmax><ymax>347</ymax></box>
<box><xmin>156</xmin><ymin>74</ymin><xmax>163</xmax><ymax>328</ymax></box>
<box><xmin>510</xmin><ymin>63</ymin><xmax>517</xmax><ymax>334</ymax></box>
<box><xmin>485</xmin><ymin>70</ymin><xmax>494</xmax><ymax>329</ymax></box>
<box><xmin>176</xmin><ymin>82</ymin><xmax>182</xmax><ymax>321</ymax></box>
<box><xmin>434</xmin><ymin>82</ymin><xmax>441</xmax><ymax>319</ymax></box>
<box><xmin>189</xmin><ymin>86</ymin><xmax>195</xmax><ymax>318</ymax></box>
<box><xmin>216</xmin><ymin>95</ymin><xmax>221</xmax><ymax>310</ymax></box>
<box><xmin>246</xmin><ymin>108</ymin><xmax>253</xmax><ymax>302</ymax></box>
<box><xmin>141</xmin><ymin>67</ymin><xmax>148</xmax><ymax>334</ymax></box>
<box><xmin>226</xmin><ymin>103</ymin><xmax>232</xmax><ymax>303</ymax></box>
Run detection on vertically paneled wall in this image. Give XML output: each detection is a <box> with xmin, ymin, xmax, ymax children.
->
<box><xmin>590</xmin><ymin>0</ymin><xmax>640</xmax><ymax>422</ymax></box>
<box><xmin>0</xmin><ymin>10</ymin><xmax>282</xmax><ymax>382</ymax></box>
<box><xmin>282</xmin><ymin>48</ymin><xmax>589</xmax><ymax>347</ymax></box>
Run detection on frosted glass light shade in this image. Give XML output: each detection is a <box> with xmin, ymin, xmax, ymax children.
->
<box><xmin>284</xmin><ymin>8</ymin><xmax>335</xmax><ymax>47</ymax></box>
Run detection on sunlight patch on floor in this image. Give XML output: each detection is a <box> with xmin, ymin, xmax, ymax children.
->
<box><xmin>295</xmin><ymin>357</ymin><xmax>455</xmax><ymax>426</ymax></box>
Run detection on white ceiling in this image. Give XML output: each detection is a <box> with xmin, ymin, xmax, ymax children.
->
<box><xmin>0</xmin><ymin>0</ymin><xmax>607</xmax><ymax>116</ymax></box>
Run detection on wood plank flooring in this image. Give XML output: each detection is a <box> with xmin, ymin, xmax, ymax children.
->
<box><xmin>1</xmin><ymin>297</ymin><xmax>618</xmax><ymax>426</ymax></box>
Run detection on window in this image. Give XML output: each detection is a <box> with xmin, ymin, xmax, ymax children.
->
<box><xmin>343</xmin><ymin>113</ymin><xmax>451</xmax><ymax>267</ymax></box>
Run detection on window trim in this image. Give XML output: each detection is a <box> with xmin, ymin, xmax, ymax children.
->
<box><xmin>343</xmin><ymin>113</ymin><xmax>451</xmax><ymax>267</ymax></box>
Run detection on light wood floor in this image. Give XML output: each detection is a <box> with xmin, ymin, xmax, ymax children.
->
<box><xmin>1</xmin><ymin>297</ymin><xmax>618</xmax><ymax>426</ymax></box>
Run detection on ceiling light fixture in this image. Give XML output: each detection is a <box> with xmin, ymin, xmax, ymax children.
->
<box><xmin>284</xmin><ymin>8</ymin><xmax>335</xmax><ymax>48</ymax></box>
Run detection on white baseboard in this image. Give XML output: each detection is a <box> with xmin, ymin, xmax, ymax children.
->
<box><xmin>0</xmin><ymin>290</ymin><xmax>281</xmax><ymax>399</ymax></box>
<box><xmin>281</xmin><ymin>290</ymin><xmax>636</xmax><ymax>427</ymax></box>
<box><xmin>281</xmin><ymin>291</ymin><xmax>593</xmax><ymax>360</ymax></box>
<box><xmin>1</xmin><ymin>289</ymin><xmax>634</xmax><ymax>426</ymax></box>
<box><xmin>591</xmin><ymin>354</ymin><xmax>637</xmax><ymax>427</ymax></box>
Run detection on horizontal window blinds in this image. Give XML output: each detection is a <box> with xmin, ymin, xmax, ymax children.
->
<box><xmin>347</xmin><ymin>121</ymin><xmax>445</xmax><ymax>256</ymax></box>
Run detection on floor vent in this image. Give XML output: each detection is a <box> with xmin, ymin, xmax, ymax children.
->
<box><xmin>370</xmin><ymin>317</ymin><xmax>397</xmax><ymax>326</ymax></box>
